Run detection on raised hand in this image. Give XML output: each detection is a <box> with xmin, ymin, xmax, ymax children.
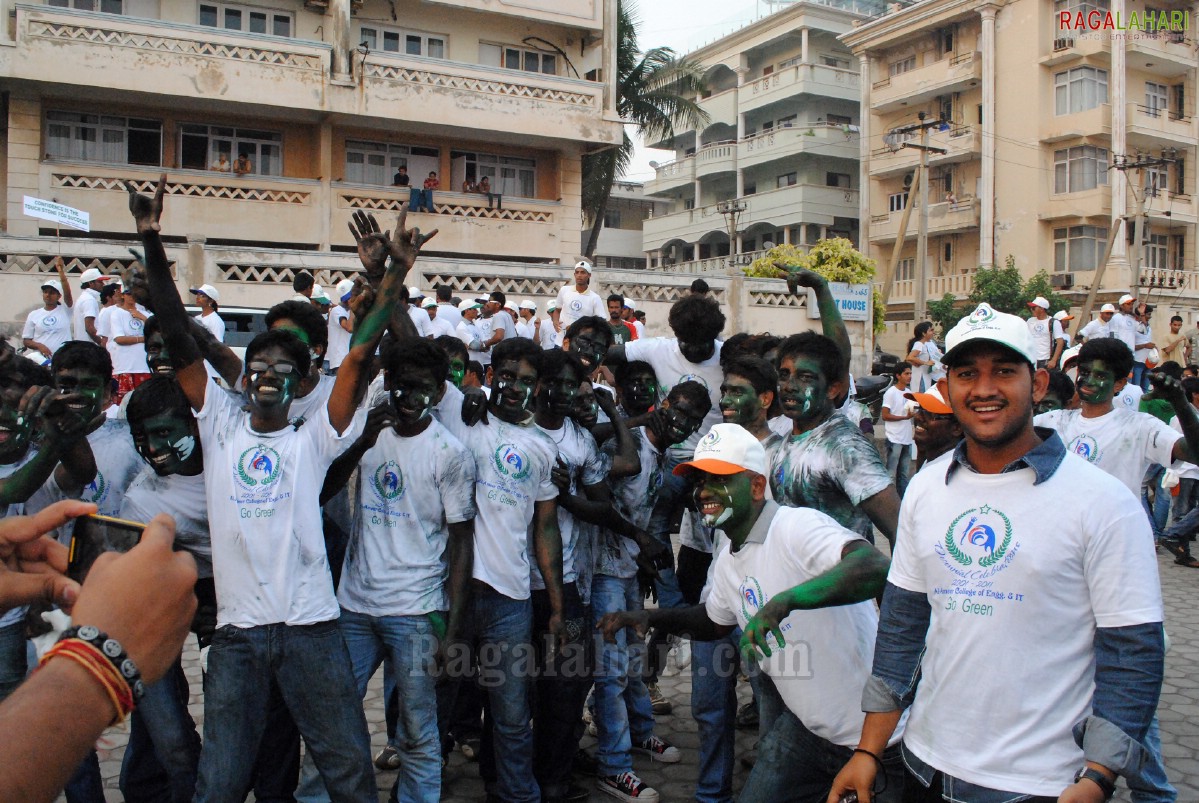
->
<box><xmin>388</xmin><ymin>205</ymin><xmax>439</xmax><ymax>272</ymax></box>
<box><xmin>779</xmin><ymin>265</ymin><xmax>828</xmax><ymax>296</ymax></box>
<box><xmin>124</xmin><ymin>173</ymin><xmax>167</xmax><ymax>237</ymax></box>
<box><xmin>348</xmin><ymin>207</ymin><xmax>440</xmax><ymax>284</ymax></box>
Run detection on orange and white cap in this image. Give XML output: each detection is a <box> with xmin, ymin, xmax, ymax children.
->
<box><xmin>904</xmin><ymin>384</ymin><xmax>952</xmax><ymax>415</ymax></box>
<box><xmin>673</xmin><ymin>424</ymin><xmax>767</xmax><ymax>477</ymax></box>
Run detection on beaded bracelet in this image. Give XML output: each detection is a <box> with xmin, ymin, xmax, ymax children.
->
<box><xmin>59</xmin><ymin>625</ymin><xmax>145</xmax><ymax>702</ymax></box>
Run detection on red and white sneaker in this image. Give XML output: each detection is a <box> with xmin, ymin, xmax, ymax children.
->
<box><xmin>597</xmin><ymin>771</ymin><xmax>660</xmax><ymax>803</ymax></box>
<box><xmin>632</xmin><ymin>734</ymin><xmax>682</xmax><ymax>764</ymax></box>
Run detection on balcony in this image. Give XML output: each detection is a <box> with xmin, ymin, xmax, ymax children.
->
<box><xmin>1126</xmin><ymin>103</ymin><xmax>1196</xmax><ymax>149</ymax></box>
<box><xmin>1038</xmin><ymin>34</ymin><xmax>1109</xmax><ymax>67</ymax></box>
<box><xmin>695</xmin><ymin>141</ymin><xmax>737</xmax><ymax>179</ymax></box>
<box><xmin>889</xmin><ymin>271</ymin><xmax>976</xmax><ymax>302</ymax></box>
<box><xmin>698</xmin><ymin>88</ymin><xmax>737</xmax><ymax>127</ymax></box>
<box><xmin>740</xmin><ymin>64</ymin><xmax>860</xmax><ymax>114</ymax></box>
<box><xmin>1037</xmin><ymin>186</ymin><xmax>1111</xmax><ymax>222</ymax></box>
<box><xmin>1145</xmin><ymin>191</ymin><xmax>1197</xmax><ymax>225</ymax></box>
<box><xmin>11</xmin><ymin>5</ymin><xmax>332</xmax><ymax>112</ymax></box>
<box><xmin>869</xmin><ymin>125</ymin><xmax>983</xmax><ymax>177</ymax></box>
<box><xmin>643</xmin><ymin>184</ymin><xmax>858</xmax><ymax>251</ymax></box>
<box><xmin>644</xmin><ymin>156</ymin><xmax>697</xmax><ymax>196</ymax></box>
<box><xmin>739</xmin><ymin>123</ymin><xmax>859</xmax><ymax>169</ymax></box>
<box><xmin>421</xmin><ymin>0</ymin><xmax>604</xmax><ymax>30</ymax></box>
<box><xmin>871</xmin><ymin>52</ymin><xmax>982</xmax><ymax>113</ymax></box>
<box><xmin>1127</xmin><ymin>30</ymin><xmax>1196</xmax><ymax>73</ymax></box>
<box><xmin>868</xmin><ymin>197</ymin><xmax>980</xmax><ymax>242</ymax></box>
<box><xmin>1039</xmin><ymin>103</ymin><xmax>1111</xmax><ymax>143</ymax></box>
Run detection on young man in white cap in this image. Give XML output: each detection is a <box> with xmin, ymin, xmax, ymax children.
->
<box><xmin>73</xmin><ymin>267</ymin><xmax>114</xmax><ymax>344</ymax></box>
<box><xmin>622</xmin><ymin>299</ymin><xmax>645</xmax><ymax>339</ymax></box>
<box><xmin>829</xmin><ymin>302</ymin><xmax>1167</xmax><ymax>803</ymax></box>
<box><xmin>190</xmin><ymin>284</ymin><xmax>225</xmax><ymax>343</ymax></box>
<box><xmin>1026</xmin><ymin>295</ymin><xmax>1066</xmax><ymax>369</ymax></box>
<box><xmin>515</xmin><ymin>300</ymin><xmax>538</xmax><ymax>340</ymax></box>
<box><xmin>1054</xmin><ymin>309</ymin><xmax>1075</xmax><ymax>348</ymax></box>
<box><xmin>325</xmin><ymin>279</ymin><xmax>355</xmax><ymax>375</ymax></box>
<box><xmin>1079</xmin><ymin>303</ymin><xmax>1117</xmax><ymax>343</ymax></box>
<box><xmin>599</xmin><ymin>423</ymin><xmax>900</xmax><ymax>803</ymax></box>
<box><xmin>23</xmin><ymin>279</ymin><xmax>73</xmax><ymax>361</ymax></box>
<box><xmin>456</xmin><ymin>299</ymin><xmax>489</xmax><ymax>368</ymax></box>
<box><xmin>540</xmin><ymin>300</ymin><xmax>562</xmax><ymax>349</ymax></box>
<box><xmin>555</xmin><ymin>259</ymin><xmax>605</xmax><ymax>330</ymax></box>
<box><xmin>423</xmin><ymin>296</ymin><xmax>456</xmax><ymax>339</ymax></box>
<box><xmin>1110</xmin><ymin>293</ymin><xmax>1140</xmax><ymax>356</ymax></box>
<box><xmin>408</xmin><ymin>285</ymin><xmax>433</xmax><ymax>338</ymax></box>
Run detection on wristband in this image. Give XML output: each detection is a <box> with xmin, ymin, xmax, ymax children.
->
<box><xmin>852</xmin><ymin>747</ymin><xmax>886</xmax><ymax>774</ymax></box>
<box><xmin>1074</xmin><ymin>767</ymin><xmax>1116</xmax><ymax>800</ymax></box>
<box><xmin>59</xmin><ymin>625</ymin><xmax>145</xmax><ymax>701</ymax></box>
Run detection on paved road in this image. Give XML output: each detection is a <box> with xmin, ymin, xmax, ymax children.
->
<box><xmin>80</xmin><ymin>550</ymin><xmax>1197</xmax><ymax>801</ymax></box>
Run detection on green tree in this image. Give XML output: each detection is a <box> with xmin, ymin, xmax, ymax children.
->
<box><xmin>930</xmin><ymin>258</ymin><xmax>1071</xmax><ymax>335</ymax></box>
<box><xmin>1020</xmin><ymin>270</ymin><xmax>1070</xmax><ymax>318</ymax></box>
<box><xmin>926</xmin><ymin>292</ymin><xmax>965</xmax><ymax>337</ymax></box>
<box><xmin>581</xmin><ymin>0</ymin><xmax>708</xmax><ymax>257</ymax></box>
<box><xmin>966</xmin><ymin>256</ymin><xmax>1026</xmax><ymax>314</ymax></box>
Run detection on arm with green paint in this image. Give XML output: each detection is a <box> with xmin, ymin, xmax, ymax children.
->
<box><xmin>0</xmin><ymin>388</ymin><xmax>97</xmax><ymax>506</ymax></box>
<box><xmin>1153</xmin><ymin>371</ymin><xmax>1199</xmax><ymax>464</ymax></box>
<box><xmin>330</xmin><ymin>208</ymin><xmax>438</xmax><ymax>434</ymax></box>
<box><xmin>740</xmin><ymin>539</ymin><xmax>889</xmax><ymax>660</ymax></box>
<box><xmin>778</xmin><ymin>265</ymin><xmax>851</xmax><ymax>377</ymax></box>
<box><xmin>595</xmin><ymin>389</ymin><xmax>639</xmax><ymax>478</ymax></box>
<box><xmin>319</xmin><ymin>405</ymin><xmax>394</xmax><ymax>505</ymax></box>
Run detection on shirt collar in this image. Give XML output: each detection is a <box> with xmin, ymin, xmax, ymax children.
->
<box><xmin>944</xmin><ymin>427</ymin><xmax>1066</xmax><ymax>486</ymax></box>
<box><xmin>741</xmin><ymin>500</ymin><xmax>781</xmax><ymax>546</ymax></box>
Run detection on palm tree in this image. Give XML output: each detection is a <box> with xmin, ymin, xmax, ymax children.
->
<box><xmin>581</xmin><ymin>0</ymin><xmax>709</xmax><ymax>259</ymax></box>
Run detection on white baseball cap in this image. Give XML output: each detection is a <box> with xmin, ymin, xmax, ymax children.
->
<box><xmin>624</xmin><ymin>299</ymin><xmax>637</xmax><ymax>311</ymax></box>
<box><xmin>189</xmin><ymin>283</ymin><xmax>221</xmax><ymax>303</ymax></box>
<box><xmin>420</xmin><ymin>296</ymin><xmax>437</xmax><ymax>309</ymax></box>
<box><xmin>79</xmin><ymin>268</ymin><xmax>114</xmax><ymax>284</ymax></box>
<box><xmin>1053</xmin><ymin>309</ymin><xmax>1074</xmax><ymax>322</ymax></box>
<box><xmin>41</xmin><ymin>279</ymin><xmax>63</xmax><ymax>295</ymax></box>
<box><xmin>336</xmin><ymin>278</ymin><xmax>355</xmax><ymax>302</ymax></box>
<box><xmin>1026</xmin><ymin>296</ymin><xmax>1049</xmax><ymax>310</ymax></box>
<box><xmin>904</xmin><ymin>384</ymin><xmax>953</xmax><ymax>414</ymax></box>
<box><xmin>943</xmin><ymin>303</ymin><xmax>1036</xmax><ymax>367</ymax></box>
<box><xmin>1118</xmin><ymin>294</ymin><xmax>1137</xmax><ymax>306</ymax></box>
<box><xmin>310</xmin><ymin>285</ymin><xmax>331</xmax><ymax>304</ymax></box>
<box><xmin>519</xmin><ymin>300</ymin><xmax>537</xmax><ymax>311</ymax></box>
<box><xmin>673</xmin><ymin>424</ymin><xmax>768</xmax><ymax>477</ymax></box>
<box><xmin>408</xmin><ymin>285</ymin><xmax>424</xmax><ymax>300</ymax></box>
<box><xmin>573</xmin><ymin>259</ymin><xmax>593</xmax><ymax>274</ymax></box>
<box><xmin>458</xmin><ymin>299</ymin><xmax>482</xmax><ymax>312</ymax></box>
<box><xmin>547</xmin><ymin>300</ymin><xmax>559</xmax><ymax>313</ymax></box>
<box><xmin>1100</xmin><ymin>303</ymin><xmax>1117</xmax><ymax>313</ymax></box>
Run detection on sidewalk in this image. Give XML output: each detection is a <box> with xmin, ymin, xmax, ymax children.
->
<box><xmin>80</xmin><ymin>550</ymin><xmax>1197</xmax><ymax>801</ymax></box>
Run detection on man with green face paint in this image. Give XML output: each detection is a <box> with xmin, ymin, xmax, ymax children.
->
<box><xmin>719</xmin><ymin>355</ymin><xmax>779</xmax><ymax>445</ymax></box>
<box><xmin>435</xmin><ymin>335</ymin><xmax>470</xmax><ymax>389</ymax></box>
<box><xmin>598</xmin><ymin>424</ymin><xmax>899</xmax><ymax>803</ymax></box>
<box><xmin>769</xmin><ymin>331</ymin><xmax>900</xmax><ymax>547</ymax></box>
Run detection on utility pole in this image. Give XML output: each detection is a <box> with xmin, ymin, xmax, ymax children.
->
<box><xmin>1112</xmin><ymin>150</ymin><xmax>1178</xmax><ymax>292</ymax></box>
<box><xmin>879</xmin><ymin>112</ymin><xmax>947</xmax><ymax>317</ymax></box>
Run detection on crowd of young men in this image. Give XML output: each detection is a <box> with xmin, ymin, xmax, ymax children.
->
<box><xmin>0</xmin><ymin>178</ymin><xmax>1179</xmax><ymax>803</ymax></box>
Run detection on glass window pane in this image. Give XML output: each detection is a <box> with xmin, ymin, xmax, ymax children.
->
<box><xmin>249</xmin><ymin>11</ymin><xmax>266</xmax><ymax>33</ymax></box>
<box><xmin>360</xmin><ymin>29</ymin><xmax>377</xmax><ymax>49</ymax></box>
<box><xmin>427</xmin><ymin>38</ymin><xmax>444</xmax><ymax>59</ymax></box>
<box><xmin>504</xmin><ymin>49</ymin><xmax>521</xmax><ymax>70</ymax></box>
<box><xmin>224</xmin><ymin>9</ymin><xmax>241</xmax><ymax>29</ymax></box>
<box><xmin>542</xmin><ymin>54</ymin><xmax>556</xmax><ymax>74</ymax></box>
<box><xmin>406</xmin><ymin>35</ymin><xmax>422</xmax><ymax>55</ymax></box>
<box><xmin>199</xmin><ymin>4</ymin><xmax>217</xmax><ymax>26</ymax></box>
<box><xmin>273</xmin><ymin>14</ymin><xmax>290</xmax><ymax>37</ymax></box>
<box><xmin>383</xmin><ymin>31</ymin><xmax>400</xmax><ymax>52</ymax></box>
<box><xmin>259</xmin><ymin>144</ymin><xmax>281</xmax><ymax>176</ymax></box>
<box><xmin>524</xmin><ymin>51</ymin><xmax>538</xmax><ymax>72</ymax></box>
<box><xmin>100</xmin><ymin>0</ymin><xmax>122</xmax><ymax>13</ymax></box>
<box><xmin>75</xmin><ymin>0</ymin><xmax>95</xmax><ymax>10</ymax></box>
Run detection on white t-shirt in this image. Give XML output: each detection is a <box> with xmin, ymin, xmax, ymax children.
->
<box><xmin>195</xmin><ymin>377</ymin><xmax>359</xmax><ymax>627</ymax></box>
<box><xmin>121</xmin><ymin>469</ymin><xmax>212</xmax><ymax>579</ymax></box>
<box><xmin>428</xmin><ymin>315</ymin><xmax>456</xmax><ymax>340</ymax></box>
<box><xmin>1078</xmin><ymin>318</ymin><xmax>1110</xmax><ymax>341</ymax></box>
<box><xmin>555</xmin><ymin>286</ymin><xmax>606</xmax><ymax>330</ymax></box>
<box><xmin>909</xmin><ymin>340</ymin><xmax>945</xmax><ymax>393</ymax></box>
<box><xmin>515</xmin><ymin>319</ymin><xmax>535</xmax><ymax>340</ymax></box>
<box><xmin>73</xmin><ymin>288</ymin><xmax>101</xmax><ymax>343</ymax></box>
<box><xmin>1112</xmin><ymin>382</ymin><xmax>1144</xmax><ymax>411</ymax></box>
<box><xmin>623</xmin><ymin>337</ymin><xmax>724</xmax><ymax>453</ymax></box>
<box><xmin>889</xmin><ymin>450</ymin><xmax>1162</xmax><ymax>796</ymax></box>
<box><xmin>286</xmin><ymin>372</ymin><xmax>337</xmax><ymax>427</ymax></box>
<box><xmin>436</xmin><ymin>302</ymin><xmax>463</xmax><ymax>331</ymax></box>
<box><xmin>80</xmin><ymin>419</ymin><xmax>143</xmax><ymax>517</ymax></box>
<box><xmin>456</xmin><ymin>319</ymin><xmax>489</xmax><ymax>367</ymax></box>
<box><xmin>107</xmin><ymin>308</ymin><xmax>150</xmax><ymax>375</ymax></box>
<box><xmin>1134</xmin><ymin>322</ymin><xmax>1153</xmax><ymax>362</ymax></box>
<box><xmin>338</xmin><ymin>420</ymin><xmax>477</xmax><ymax>617</ymax></box>
<box><xmin>479</xmin><ymin>311</ymin><xmax>514</xmax><ymax>345</ymax></box>
<box><xmin>1026</xmin><ymin>316</ymin><xmax>1065</xmax><ymax>361</ymax></box>
<box><xmin>1034</xmin><ymin>407</ymin><xmax>1179</xmax><ymax>495</ymax></box>
<box><xmin>1169</xmin><ymin>413</ymin><xmax>1199</xmax><ymax>480</ymax></box>
<box><xmin>1110</xmin><ymin>312</ymin><xmax>1139</xmax><ymax>354</ymax></box>
<box><xmin>437</xmin><ymin>385</ymin><xmax>558</xmax><ymax>600</ymax></box>
<box><xmin>408</xmin><ymin>304</ymin><xmax>432</xmax><ymax>338</ymax></box>
<box><xmin>96</xmin><ymin>305</ymin><xmax>118</xmax><ymax>346</ymax></box>
<box><xmin>539</xmin><ymin>318</ymin><xmax>562</xmax><ymax>350</ymax></box>
<box><xmin>23</xmin><ymin>306</ymin><xmax>73</xmax><ymax>355</ymax></box>
<box><xmin>706</xmin><ymin>504</ymin><xmax>903</xmax><ymax>749</ymax></box>
<box><xmin>631</xmin><ymin>320</ymin><xmax>646</xmax><ymax>339</ymax></box>
<box><xmin>196</xmin><ymin>311</ymin><xmax>225</xmax><ymax>342</ymax></box>
<box><xmin>325</xmin><ymin>305</ymin><xmax>352</xmax><ymax>370</ymax></box>
<box><xmin>597</xmin><ymin>426</ymin><xmax>664</xmax><ymax>579</ymax></box>
<box><xmin>881</xmin><ymin>385</ymin><xmax>915</xmax><ymax>445</ymax></box>
<box><xmin>531</xmin><ymin>419</ymin><xmax>608</xmax><ymax>590</ymax></box>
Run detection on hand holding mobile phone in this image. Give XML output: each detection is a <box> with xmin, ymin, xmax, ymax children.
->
<box><xmin>67</xmin><ymin>514</ymin><xmax>147</xmax><ymax>583</ymax></box>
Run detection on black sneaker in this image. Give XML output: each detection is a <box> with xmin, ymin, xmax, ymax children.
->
<box><xmin>573</xmin><ymin>747</ymin><xmax>599</xmax><ymax>776</ymax></box>
<box><xmin>597</xmin><ymin>771</ymin><xmax>660</xmax><ymax>803</ymax></box>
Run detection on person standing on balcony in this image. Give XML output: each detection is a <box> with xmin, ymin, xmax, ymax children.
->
<box><xmin>211</xmin><ymin>153</ymin><xmax>231</xmax><ymax>173</ymax></box>
<box><xmin>232</xmin><ymin>152</ymin><xmax>253</xmax><ymax>176</ymax></box>
<box><xmin>556</xmin><ymin>260</ymin><xmax>606</xmax><ymax>331</ymax></box>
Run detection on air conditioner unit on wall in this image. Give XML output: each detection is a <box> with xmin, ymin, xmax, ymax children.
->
<box><xmin>1051</xmin><ymin>273</ymin><xmax>1075</xmax><ymax>289</ymax></box>
<box><xmin>902</xmin><ymin>172</ymin><xmax>914</xmax><ymax>189</ymax></box>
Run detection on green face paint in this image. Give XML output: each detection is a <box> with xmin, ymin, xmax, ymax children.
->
<box><xmin>1034</xmin><ymin>391</ymin><xmax>1065</xmax><ymax>415</ymax></box>
<box><xmin>448</xmin><ymin>359</ymin><xmax>466</xmax><ymax>389</ymax></box>
<box><xmin>1075</xmin><ymin>360</ymin><xmax>1117</xmax><ymax>405</ymax></box>
<box><xmin>54</xmin><ymin>368</ymin><xmax>109</xmax><ymax>421</ymax></box>
<box><xmin>719</xmin><ymin>376</ymin><xmax>762</xmax><ymax>426</ymax></box>
<box><xmin>246</xmin><ymin>348</ymin><xmax>301</xmax><ymax>412</ymax></box>
<box><xmin>777</xmin><ymin>355</ymin><xmax>832</xmax><ymax>426</ymax></box>
<box><xmin>692</xmin><ymin>472</ymin><xmax>755</xmax><ymax>540</ymax></box>
<box><xmin>389</xmin><ymin>370</ymin><xmax>440</xmax><ymax>427</ymax></box>
<box><xmin>134</xmin><ymin>410</ymin><xmax>200</xmax><ymax>476</ymax></box>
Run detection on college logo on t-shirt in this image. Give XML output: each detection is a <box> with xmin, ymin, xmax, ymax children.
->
<box><xmin>372</xmin><ymin>461</ymin><xmax>405</xmax><ymax>501</ymax></box>
<box><xmin>678</xmin><ymin>373</ymin><xmax>709</xmax><ymax>391</ymax></box>
<box><xmin>130</xmin><ymin>319</ymin><xmax>144</xmax><ymax>332</ymax></box>
<box><xmin>43</xmin><ymin>315</ymin><xmax>58</xmax><ymax>327</ymax></box>
<box><xmin>939</xmin><ymin>505</ymin><xmax>1015</xmax><ymax>570</ymax></box>
<box><xmin>1067</xmin><ymin>434</ymin><xmax>1102</xmax><ymax>463</ymax></box>
<box><xmin>493</xmin><ymin>443</ymin><xmax>531</xmax><ymax>481</ymax></box>
<box><xmin>570</xmin><ymin>300</ymin><xmax>583</xmax><ymax>311</ymax></box>
<box><xmin>236</xmin><ymin>445</ymin><xmax>282</xmax><ymax>489</ymax></box>
<box><xmin>739</xmin><ymin>576</ymin><xmax>768</xmax><ymax>620</ymax></box>
<box><xmin>83</xmin><ymin>470</ymin><xmax>107</xmax><ymax>505</ymax></box>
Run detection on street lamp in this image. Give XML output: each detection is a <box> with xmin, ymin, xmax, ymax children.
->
<box><xmin>715</xmin><ymin>198</ymin><xmax>746</xmax><ymax>272</ymax></box>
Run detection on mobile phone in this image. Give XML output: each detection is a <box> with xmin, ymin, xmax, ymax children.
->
<box><xmin>67</xmin><ymin>514</ymin><xmax>146</xmax><ymax>583</ymax></box>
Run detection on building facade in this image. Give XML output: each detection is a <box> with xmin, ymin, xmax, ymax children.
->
<box><xmin>584</xmin><ymin>179</ymin><xmax>669</xmax><ymax>271</ymax></box>
<box><xmin>639</xmin><ymin>0</ymin><xmax>875</xmax><ymax>274</ymax></box>
<box><xmin>842</xmin><ymin>0</ymin><xmax>1198</xmax><ymax>347</ymax></box>
<box><xmin>0</xmin><ymin>0</ymin><xmax>624</xmax><ymax>322</ymax></box>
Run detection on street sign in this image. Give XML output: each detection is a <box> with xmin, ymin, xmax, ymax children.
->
<box><xmin>809</xmin><ymin>282</ymin><xmax>871</xmax><ymax>322</ymax></box>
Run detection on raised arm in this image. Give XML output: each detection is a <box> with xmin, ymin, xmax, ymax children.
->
<box><xmin>319</xmin><ymin>405</ymin><xmax>394</xmax><ymax>505</ymax></box>
<box><xmin>329</xmin><ymin>208</ymin><xmax>438</xmax><ymax>433</ymax></box>
<box><xmin>780</xmin><ymin>266</ymin><xmax>851</xmax><ymax>379</ymax></box>
<box><xmin>55</xmin><ymin>256</ymin><xmax>74</xmax><ymax>310</ymax></box>
<box><xmin>595</xmin><ymin>390</ymin><xmax>639</xmax><ymax>478</ymax></box>
<box><xmin>125</xmin><ymin>175</ymin><xmax>207</xmax><ymax>411</ymax></box>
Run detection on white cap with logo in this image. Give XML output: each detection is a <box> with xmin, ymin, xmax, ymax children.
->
<box><xmin>79</xmin><ymin>268</ymin><xmax>114</xmax><ymax>285</ymax></box>
<box><xmin>421</xmin><ymin>296</ymin><xmax>437</xmax><ymax>309</ymax></box>
<box><xmin>41</xmin><ymin>279</ymin><xmax>63</xmax><ymax>295</ymax></box>
<box><xmin>672</xmin><ymin>423</ymin><xmax>768</xmax><ymax>477</ymax></box>
<box><xmin>189</xmin><ymin>283</ymin><xmax>221</xmax><ymax>303</ymax></box>
<box><xmin>519</xmin><ymin>300</ymin><xmax>537</xmax><ymax>311</ymax></box>
<box><xmin>1100</xmin><ymin>303</ymin><xmax>1117</xmax><ymax>313</ymax></box>
<box><xmin>943</xmin><ymin>303</ymin><xmax>1037</xmax><ymax>366</ymax></box>
<box><xmin>1118</xmin><ymin>293</ymin><xmax>1137</xmax><ymax>306</ymax></box>
<box><xmin>336</xmin><ymin>278</ymin><xmax>355</xmax><ymax>302</ymax></box>
<box><xmin>574</xmin><ymin>259</ymin><xmax>593</xmax><ymax>275</ymax></box>
<box><xmin>1026</xmin><ymin>296</ymin><xmax>1049</xmax><ymax>310</ymax></box>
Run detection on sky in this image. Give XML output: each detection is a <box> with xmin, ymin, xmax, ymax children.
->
<box><xmin>623</xmin><ymin>0</ymin><xmax>773</xmax><ymax>181</ymax></box>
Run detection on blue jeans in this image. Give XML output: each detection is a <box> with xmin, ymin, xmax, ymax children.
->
<box><xmin>1133</xmin><ymin>362</ymin><xmax>1150</xmax><ymax>390</ymax></box>
<box><xmin>591</xmin><ymin>574</ymin><xmax>656</xmax><ymax>777</ymax></box>
<box><xmin>742</xmin><ymin>708</ymin><xmax>904</xmax><ymax>803</ymax></box>
<box><xmin>885</xmin><ymin>441</ymin><xmax>913</xmax><ymax>497</ymax></box>
<box><xmin>297</xmin><ymin>610</ymin><xmax>441</xmax><ymax>803</ymax></box>
<box><xmin>1142</xmin><ymin>465</ymin><xmax>1171</xmax><ymax>540</ymax></box>
<box><xmin>408</xmin><ymin>188</ymin><xmax>434</xmax><ymax>213</ymax></box>
<box><xmin>121</xmin><ymin>658</ymin><xmax>201</xmax><ymax>803</ymax></box>
<box><xmin>194</xmin><ymin>621</ymin><xmax>375</xmax><ymax>803</ymax></box>
<box><xmin>1129</xmin><ymin>716</ymin><xmax>1177</xmax><ymax>803</ymax></box>
<box><xmin>465</xmin><ymin>582</ymin><xmax>540</xmax><ymax>803</ymax></box>
<box><xmin>647</xmin><ymin>450</ymin><xmax>687</xmax><ymax>611</ymax></box>
<box><xmin>532</xmin><ymin>583</ymin><xmax>591</xmax><ymax>798</ymax></box>
<box><xmin>691</xmin><ymin>631</ymin><xmax>741</xmax><ymax>803</ymax></box>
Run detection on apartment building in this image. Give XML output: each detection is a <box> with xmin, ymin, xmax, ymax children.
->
<box><xmin>842</xmin><ymin>0</ymin><xmax>1198</xmax><ymax>344</ymax></box>
<box><xmin>0</xmin><ymin>0</ymin><xmax>622</xmax><ymax>321</ymax></box>
<box><xmin>640</xmin><ymin>0</ymin><xmax>875</xmax><ymax>274</ymax></box>
<box><xmin>584</xmin><ymin>180</ymin><xmax>669</xmax><ymax>271</ymax></box>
